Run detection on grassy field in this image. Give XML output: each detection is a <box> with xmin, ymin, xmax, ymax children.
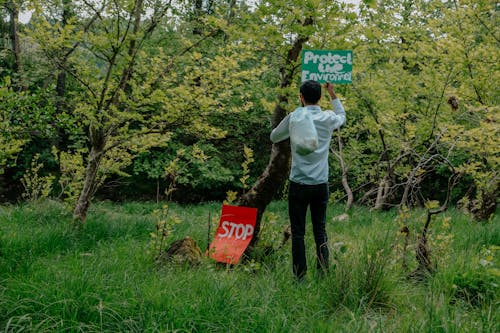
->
<box><xmin>0</xmin><ymin>200</ymin><xmax>498</xmax><ymax>332</ymax></box>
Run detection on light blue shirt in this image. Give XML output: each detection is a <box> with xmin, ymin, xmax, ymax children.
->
<box><xmin>270</xmin><ymin>99</ymin><xmax>346</xmax><ymax>185</ymax></box>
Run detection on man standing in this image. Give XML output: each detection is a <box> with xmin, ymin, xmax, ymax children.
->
<box><xmin>270</xmin><ymin>80</ymin><xmax>346</xmax><ymax>280</ymax></box>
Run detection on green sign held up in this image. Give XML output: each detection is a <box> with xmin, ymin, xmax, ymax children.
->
<box><xmin>301</xmin><ymin>50</ymin><xmax>353</xmax><ymax>84</ymax></box>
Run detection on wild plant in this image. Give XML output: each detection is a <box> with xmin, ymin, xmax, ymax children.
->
<box><xmin>451</xmin><ymin>244</ymin><xmax>499</xmax><ymax>306</ymax></box>
<box><xmin>225</xmin><ymin>145</ymin><xmax>254</xmax><ymax>205</ymax></box>
<box><xmin>147</xmin><ymin>205</ymin><xmax>180</xmax><ymax>261</ymax></box>
<box><xmin>326</xmin><ymin>231</ymin><xmax>394</xmax><ymax>313</ymax></box>
<box><xmin>21</xmin><ymin>153</ymin><xmax>55</xmax><ymax>201</ymax></box>
<box><xmin>355</xmin><ymin>232</ymin><xmax>394</xmax><ymax>311</ymax></box>
<box><xmin>52</xmin><ymin>146</ymin><xmax>86</xmax><ymax>206</ymax></box>
<box><xmin>395</xmin><ymin>205</ymin><xmax>412</xmax><ymax>272</ymax></box>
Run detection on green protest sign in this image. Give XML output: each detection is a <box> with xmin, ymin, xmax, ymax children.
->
<box><xmin>301</xmin><ymin>50</ymin><xmax>353</xmax><ymax>84</ymax></box>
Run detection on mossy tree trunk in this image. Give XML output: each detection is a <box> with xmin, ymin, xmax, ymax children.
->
<box><xmin>240</xmin><ymin>17</ymin><xmax>313</xmax><ymax>249</ymax></box>
<box><xmin>73</xmin><ymin>128</ymin><xmax>105</xmax><ymax>222</ymax></box>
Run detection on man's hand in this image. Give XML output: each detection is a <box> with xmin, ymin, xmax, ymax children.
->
<box><xmin>325</xmin><ymin>82</ymin><xmax>337</xmax><ymax>100</ymax></box>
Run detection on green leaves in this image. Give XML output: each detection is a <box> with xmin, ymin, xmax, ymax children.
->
<box><xmin>0</xmin><ymin>80</ymin><xmax>57</xmax><ymax>174</ymax></box>
<box><xmin>362</xmin><ymin>0</ymin><xmax>377</xmax><ymax>9</ymax></box>
<box><xmin>0</xmin><ymin>0</ymin><xmax>496</xmax><ymax>211</ymax></box>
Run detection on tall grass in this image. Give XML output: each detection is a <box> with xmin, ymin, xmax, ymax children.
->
<box><xmin>0</xmin><ymin>200</ymin><xmax>498</xmax><ymax>332</ymax></box>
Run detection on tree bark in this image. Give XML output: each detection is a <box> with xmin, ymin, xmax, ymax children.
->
<box><xmin>374</xmin><ymin>175</ymin><xmax>390</xmax><ymax>210</ymax></box>
<box><xmin>239</xmin><ymin>17</ymin><xmax>313</xmax><ymax>248</ymax></box>
<box><xmin>340</xmin><ymin>159</ymin><xmax>353</xmax><ymax>211</ymax></box>
<box><xmin>6</xmin><ymin>1</ymin><xmax>26</xmax><ymax>91</ymax></box>
<box><xmin>331</xmin><ymin>130</ymin><xmax>353</xmax><ymax>211</ymax></box>
<box><xmin>239</xmin><ymin>139</ymin><xmax>290</xmax><ymax>246</ymax></box>
<box><xmin>73</xmin><ymin>125</ymin><xmax>106</xmax><ymax>222</ymax></box>
<box><xmin>409</xmin><ymin>172</ymin><xmax>459</xmax><ymax>280</ymax></box>
<box><xmin>73</xmin><ymin>145</ymin><xmax>104</xmax><ymax>222</ymax></box>
<box><xmin>55</xmin><ymin>0</ymin><xmax>73</xmax><ymax>113</ymax></box>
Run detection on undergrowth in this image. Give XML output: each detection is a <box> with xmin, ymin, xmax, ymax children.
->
<box><xmin>0</xmin><ymin>200</ymin><xmax>498</xmax><ymax>332</ymax></box>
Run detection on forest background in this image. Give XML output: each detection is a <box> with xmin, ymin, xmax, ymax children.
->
<box><xmin>0</xmin><ymin>0</ymin><xmax>498</xmax><ymax>223</ymax></box>
<box><xmin>0</xmin><ymin>1</ymin><xmax>498</xmax><ymax>331</ymax></box>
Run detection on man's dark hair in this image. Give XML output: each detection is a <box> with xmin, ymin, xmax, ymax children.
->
<box><xmin>300</xmin><ymin>80</ymin><xmax>321</xmax><ymax>104</ymax></box>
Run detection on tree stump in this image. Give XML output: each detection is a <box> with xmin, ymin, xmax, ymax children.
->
<box><xmin>155</xmin><ymin>236</ymin><xmax>202</xmax><ymax>266</ymax></box>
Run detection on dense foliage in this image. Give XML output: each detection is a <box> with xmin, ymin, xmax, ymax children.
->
<box><xmin>0</xmin><ymin>0</ymin><xmax>498</xmax><ymax>219</ymax></box>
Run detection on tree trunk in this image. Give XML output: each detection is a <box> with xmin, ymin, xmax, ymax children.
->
<box><xmin>340</xmin><ymin>159</ymin><xmax>353</xmax><ymax>211</ymax></box>
<box><xmin>73</xmin><ymin>0</ymin><xmax>144</xmax><ymax>222</ymax></box>
<box><xmin>374</xmin><ymin>175</ymin><xmax>391</xmax><ymax>210</ymax></box>
<box><xmin>332</xmin><ymin>130</ymin><xmax>353</xmax><ymax>211</ymax></box>
<box><xmin>409</xmin><ymin>172</ymin><xmax>459</xmax><ymax>280</ymax></box>
<box><xmin>73</xmin><ymin>145</ymin><xmax>104</xmax><ymax>222</ymax></box>
<box><xmin>239</xmin><ymin>17</ymin><xmax>313</xmax><ymax>248</ymax></box>
<box><xmin>55</xmin><ymin>0</ymin><xmax>73</xmax><ymax>113</ymax></box>
<box><xmin>239</xmin><ymin>139</ymin><xmax>290</xmax><ymax>246</ymax></box>
<box><xmin>400</xmin><ymin>170</ymin><xmax>416</xmax><ymax>208</ymax></box>
<box><xmin>6</xmin><ymin>1</ymin><xmax>26</xmax><ymax>91</ymax></box>
<box><xmin>73</xmin><ymin>125</ymin><xmax>106</xmax><ymax>222</ymax></box>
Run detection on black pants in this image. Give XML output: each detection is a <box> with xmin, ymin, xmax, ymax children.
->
<box><xmin>288</xmin><ymin>181</ymin><xmax>329</xmax><ymax>279</ymax></box>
